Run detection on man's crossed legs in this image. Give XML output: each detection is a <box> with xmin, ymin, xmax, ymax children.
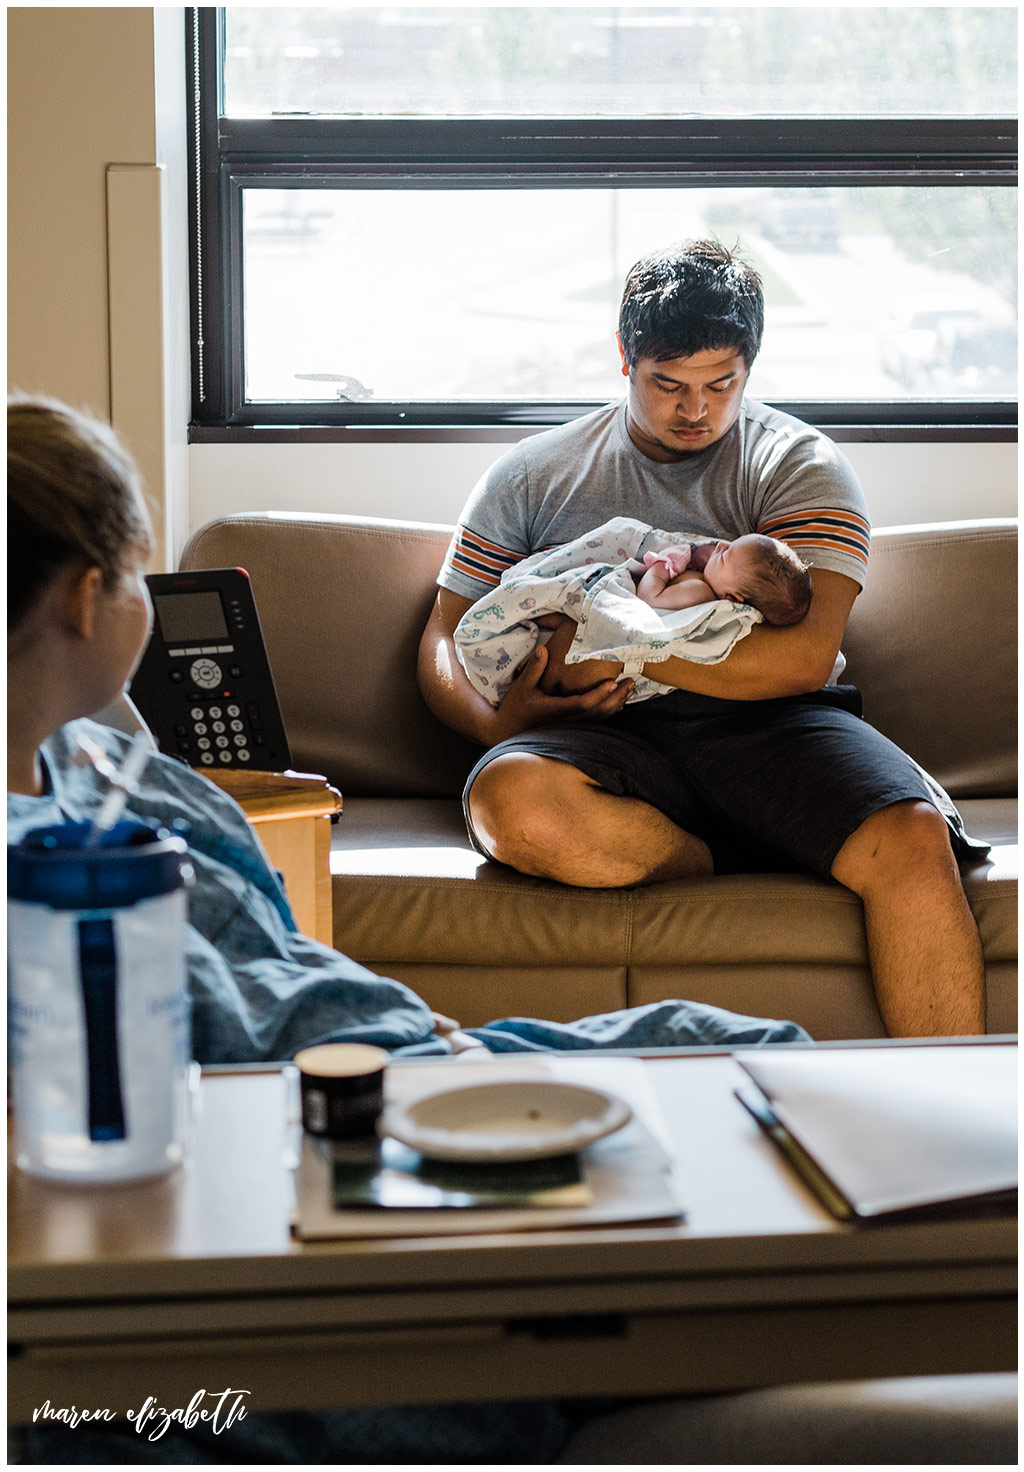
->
<box><xmin>464</xmin><ymin>689</ymin><xmax>987</xmax><ymax>1039</ymax></box>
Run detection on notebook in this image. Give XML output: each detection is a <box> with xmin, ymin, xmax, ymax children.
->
<box><xmin>734</xmin><ymin>1041</ymin><xmax>1017</xmax><ymax>1221</ymax></box>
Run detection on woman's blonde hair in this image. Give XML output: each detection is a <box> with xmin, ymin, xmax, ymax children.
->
<box><xmin>7</xmin><ymin>395</ymin><xmax>152</xmax><ymax>631</ymax></box>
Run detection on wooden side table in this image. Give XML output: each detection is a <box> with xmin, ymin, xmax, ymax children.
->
<box><xmin>205</xmin><ymin>769</ymin><xmax>342</xmax><ymax>947</ymax></box>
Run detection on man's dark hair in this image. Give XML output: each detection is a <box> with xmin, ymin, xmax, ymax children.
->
<box><xmin>618</xmin><ymin>240</ymin><xmax>764</xmax><ymax>370</ymax></box>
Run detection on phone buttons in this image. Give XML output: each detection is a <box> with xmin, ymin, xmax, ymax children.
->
<box><xmin>226</xmin><ymin>705</ymin><xmax>240</xmax><ymax>718</ymax></box>
<box><xmin>230</xmin><ymin>719</ymin><xmax>244</xmax><ymax>732</ymax></box>
<box><xmin>237</xmin><ymin>749</ymin><xmax>251</xmax><ymax>762</ymax></box>
<box><xmin>228</xmin><ymin>665</ymin><xmax>243</xmax><ymax>679</ymax></box>
<box><xmin>218</xmin><ymin>751</ymin><xmax>232</xmax><ymax>763</ymax></box>
<box><xmin>200</xmin><ymin>752</ymin><xmax>215</xmax><ymax>766</ymax></box>
<box><xmin>190</xmin><ymin>707</ymin><xmax>205</xmax><ymax>720</ymax></box>
<box><xmin>169</xmin><ymin>670</ymin><xmax>184</xmax><ymax>683</ymax></box>
<box><xmin>233</xmin><ymin>733</ymin><xmax>247</xmax><ymax>747</ymax></box>
<box><xmin>194</xmin><ymin>722</ymin><xmax>208</xmax><ymax>735</ymax></box>
<box><xmin>196</xmin><ymin>737</ymin><xmax>211</xmax><ymax>751</ymax></box>
<box><xmin>190</xmin><ymin>658</ymin><xmax>221</xmax><ymax>690</ymax></box>
<box><xmin>215</xmin><ymin>736</ymin><xmax>229</xmax><ymax>749</ymax></box>
<box><xmin>211</xmin><ymin>721</ymin><xmax>226</xmax><ymax>734</ymax></box>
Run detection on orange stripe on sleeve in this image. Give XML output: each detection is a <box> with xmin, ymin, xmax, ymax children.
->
<box><xmin>757</xmin><ymin>509</ymin><xmax>870</xmax><ymax>563</ymax></box>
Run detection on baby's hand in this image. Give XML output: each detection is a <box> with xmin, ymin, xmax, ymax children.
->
<box><xmin>644</xmin><ymin>545</ymin><xmax>691</xmax><ymax>578</ymax></box>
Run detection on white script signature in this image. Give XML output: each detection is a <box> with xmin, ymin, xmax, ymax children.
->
<box><xmin>33</xmin><ymin>1388</ymin><xmax>249</xmax><ymax>1441</ymax></box>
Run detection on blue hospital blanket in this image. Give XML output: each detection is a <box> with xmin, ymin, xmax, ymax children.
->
<box><xmin>7</xmin><ymin>720</ymin><xmax>807</xmax><ymax>1064</ymax></box>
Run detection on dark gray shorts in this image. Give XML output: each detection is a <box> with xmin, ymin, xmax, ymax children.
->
<box><xmin>463</xmin><ymin>685</ymin><xmax>987</xmax><ymax>879</ymax></box>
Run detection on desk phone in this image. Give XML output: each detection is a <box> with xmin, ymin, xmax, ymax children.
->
<box><xmin>129</xmin><ymin>568</ymin><xmax>292</xmax><ymax>772</ymax></box>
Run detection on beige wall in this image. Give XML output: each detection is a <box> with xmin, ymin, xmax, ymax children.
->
<box><xmin>7</xmin><ymin>6</ymin><xmax>189</xmax><ymax>570</ymax></box>
<box><xmin>186</xmin><ymin>438</ymin><xmax>1018</xmax><ymax>539</ymax></box>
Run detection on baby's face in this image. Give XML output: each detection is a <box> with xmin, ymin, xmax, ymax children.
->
<box><xmin>701</xmin><ymin>536</ymin><xmax>764</xmax><ymax>601</ymax></box>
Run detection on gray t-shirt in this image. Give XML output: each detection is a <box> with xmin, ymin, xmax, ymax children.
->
<box><xmin>439</xmin><ymin>398</ymin><xmax>870</xmax><ymax>602</ymax></box>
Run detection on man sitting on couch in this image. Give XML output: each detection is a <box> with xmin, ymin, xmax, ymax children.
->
<box><xmin>418</xmin><ymin>239</ymin><xmax>989</xmax><ymax>1040</ymax></box>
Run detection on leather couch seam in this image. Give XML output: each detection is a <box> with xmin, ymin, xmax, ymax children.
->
<box><xmin>875</xmin><ymin>532</ymin><xmax>1013</xmax><ymax>547</ymax></box>
<box><xmin>623</xmin><ymin>891</ymin><xmax>635</xmax><ymax>972</ymax></box>
<box><xmin>186</xmin><ymin>522</ymin><xmax>450</xmax><ymax>550</ymax></box>
<box><xmin>333</xmin><ymin>874</ymin><xmax>1015</xmax><ymax>900</ymax></box>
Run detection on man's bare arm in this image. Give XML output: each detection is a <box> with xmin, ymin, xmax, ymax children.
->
<box><xmin>541</xmin><ymin>569</ymin><xmax>860</xmax><ymax>702</ymax></box>
<box><xmin>416</xmin><ymin>587</ymin><xmax>634</xmax><ymax>746</ymax></box>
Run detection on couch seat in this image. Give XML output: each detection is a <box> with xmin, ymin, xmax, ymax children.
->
<box><xmin>330</xmin><ymin>796</ymin><xmax>1017</xmax><ymax>1041</ymax></box>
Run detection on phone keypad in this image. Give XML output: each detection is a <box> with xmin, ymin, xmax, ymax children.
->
<box><xmin>178</xmin><ymin>696</ymin><xmax>267</xmax><ymax>768</ymax></box>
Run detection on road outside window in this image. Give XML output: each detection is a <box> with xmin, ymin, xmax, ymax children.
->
<box><xmin>242</xmin><ymin>185</ymin><xmax>1016</xmax><ymax>405</ymax></box>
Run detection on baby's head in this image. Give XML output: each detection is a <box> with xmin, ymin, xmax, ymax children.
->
<box><xmin>703</xmin><ymin>534</ymin><xmax>812</xmax><ymax>626</ymax></box>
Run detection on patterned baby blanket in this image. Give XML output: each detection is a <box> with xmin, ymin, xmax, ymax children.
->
<box><xmin>455</xmin><ymin>516</ymin><xmax>762</xmax><ymax>706</ymax></box>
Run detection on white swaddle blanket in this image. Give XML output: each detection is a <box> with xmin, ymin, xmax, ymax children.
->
<box><xmin>455</xmin><ymin>516</ymin><xmax>762</xmax><ymax>706</ymax></box>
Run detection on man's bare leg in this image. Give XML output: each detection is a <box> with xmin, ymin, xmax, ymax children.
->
<box><xmin>831</xmin><ymin>800</ymin><xmax>986</xmax><ymax>1038</ymax></box>
<box><xmin>468</xmin><ymin>752</ymin><xmax>712</xmax><ymax>888</ymax></box>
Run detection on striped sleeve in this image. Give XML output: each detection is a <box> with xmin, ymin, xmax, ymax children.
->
<box><xmin>757</xmin><ymin>508</ymin><xmax>871</xmax><ymax>572</ymax></box>
<box><xmin>442</xmin><ymin>524</ymin><xmax>522</xmax><ymax>591</ymax></box>
<box><xmin>437</xmin><ymin>440</ymin><xmax>534</xmax><ymax>600</ymax></box>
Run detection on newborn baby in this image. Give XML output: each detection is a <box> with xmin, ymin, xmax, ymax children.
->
<box><xmin>631</xmin><ymin>533</ymin><xmax>812</xmax><ymax>626</ymax></box>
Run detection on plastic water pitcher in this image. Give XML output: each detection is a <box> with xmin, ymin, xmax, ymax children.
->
<box><xmin>8</xmin><ymin>820</ymin><xmax>192</xmax><ymax>1183</ymax></box>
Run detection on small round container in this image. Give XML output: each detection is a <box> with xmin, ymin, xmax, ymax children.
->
<box><xmin>294</xmin><ymin>1043</ymin><xmax>389</xmax><ymax>1140</ymax></box>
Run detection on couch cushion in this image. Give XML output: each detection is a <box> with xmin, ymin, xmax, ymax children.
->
<box><xmin>331</xmin><ymin>795</ymin><xmax>1016</xmax><ymax>1037</ymax></box>
<box><xmin>181</xmin><ymin>513</ymin><xmax>477</xmax><ymax>796</ymax></box>
<box><xmin>330</xmin><ymin>799</ymin><xmax>635</xmax><ymax>967</ymax></box>
<box><xmin>842</xmin><ymin>521</ymin><xmax>1017</xmax><ymax>797</ymax></box>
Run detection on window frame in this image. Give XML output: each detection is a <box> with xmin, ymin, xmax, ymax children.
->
<box><xmin>187</xmin><ymin>6</ymin><xmax>1018</xmax><ymax>440</ymax></box>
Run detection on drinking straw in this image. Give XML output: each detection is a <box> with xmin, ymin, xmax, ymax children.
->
<box><xmin>75</xmin><ymin>732</ymin><xmax>154</xmax><ymax>845</ymax></box>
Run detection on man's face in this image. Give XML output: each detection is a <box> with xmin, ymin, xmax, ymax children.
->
<box><xmin>618</xmin><ymin>340</ymin><xmax>748</xmax><ymax>463</ymax></box>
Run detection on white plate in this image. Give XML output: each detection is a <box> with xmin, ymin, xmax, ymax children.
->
<box><xmin>379</xmin><ymin>1080</ymin><xmax>632</xmax><ymax>1162</ymax></box>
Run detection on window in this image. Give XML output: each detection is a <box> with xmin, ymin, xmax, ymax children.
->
<box><xmin>189</xmin><ymin>6</ymin><xmax>1017</xmax><ymax>434</ymax></box>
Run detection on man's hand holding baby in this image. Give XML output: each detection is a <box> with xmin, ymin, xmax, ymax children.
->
<box><xmin>534</xmin><ymin>613</ymin><xmax>629</xmax><ymax>700</ymax></box>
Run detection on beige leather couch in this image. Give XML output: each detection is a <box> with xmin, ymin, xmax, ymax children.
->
<box><xmin>182</xmin><ymin>514</ymin><xmax>1017</xmax><ymax>1040</ymax></box>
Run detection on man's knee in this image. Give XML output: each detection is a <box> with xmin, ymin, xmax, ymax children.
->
<box><xmin>832</xmin><ymin>800</ymin><xmax>957</xmax><ymax>896</ymax></box>
<box><xmin>467</xmin><ymin>753</ymin><xmax>583</xmax><ymax>868</ymax></box>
